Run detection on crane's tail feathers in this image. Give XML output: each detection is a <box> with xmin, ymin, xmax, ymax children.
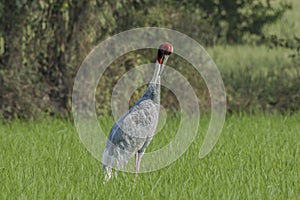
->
<box><xmin>103</xmin><ymin>166</ymin><xmax>112</xmax><ymax>183</ymax></box>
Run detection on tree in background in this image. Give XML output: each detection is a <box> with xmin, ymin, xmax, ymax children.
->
<box><xmin>0</xmin><ymin>0</ymin><xmax>294</xmax><ymax>119</ymax></box>
<box><xmin>188</xmin><ymin>0</ymin><xmax>291</xmax><ymax>43</ymax></box>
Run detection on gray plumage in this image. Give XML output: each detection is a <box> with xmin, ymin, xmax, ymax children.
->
<box><xmin>102</xmin><ymin>42</ymin><xmax>173</xmax><ymax>181</ymax></box>
<box><xmin>102</xmin><ymin>81</ymin><xmax>160</xmax><ymax>178</ymax></box>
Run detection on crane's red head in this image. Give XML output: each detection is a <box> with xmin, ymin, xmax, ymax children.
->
<box><xmin>157</xmin><ymin>42</ymin><xmax>173</xmax><ymax>64</ymax></box>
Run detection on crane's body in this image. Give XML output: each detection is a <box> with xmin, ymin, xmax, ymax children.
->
<box><xmin>102</xmin><ymin>42</ymin><xmax>173</xmax><ymax>181</ymax></box>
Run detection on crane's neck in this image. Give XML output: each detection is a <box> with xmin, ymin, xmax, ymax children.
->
<box><xmin>142</xmin><ymin>61</ymin><xmax>161</xmax><ymax>104</ymax></box>
<box><xmin>150</xmin><ymin>61</ymin><xmax>162</xmax><ymax>85</ymax></box>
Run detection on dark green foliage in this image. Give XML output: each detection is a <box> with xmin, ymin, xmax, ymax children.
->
<box><xmin>192</xmin><ymin>0</ymin><xmax>292</xmax><ymax>43</ymax></box>
<box><xmin>225</xmin><ymin>62</ymin><xmax>300</xmax><ymax>113</ymax></box>
<box><xmin>0</xmin><ymin>0</ymin><xmax>297</xmax><ymax>119</ymax></box>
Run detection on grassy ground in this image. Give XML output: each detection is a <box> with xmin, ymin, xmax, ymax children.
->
<box><xmin>1</xmin><ymin>113</ymin><xmax>299</xmax><ymax>199</ymax></box>
<box><xmin>207</xmin><ymin>45</ymin><xmax>294</xmax><ymax>73</ymax></box>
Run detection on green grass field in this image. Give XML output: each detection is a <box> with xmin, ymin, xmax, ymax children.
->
<box><xmin>1</xmin><ymin>113</ymin><xmax>299</xmax><ymax>199</ymax></box>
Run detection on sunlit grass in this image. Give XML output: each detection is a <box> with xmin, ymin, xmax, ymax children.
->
<box><xmin>207</xmin><ymin>45</ymin><xmax>294</xmax><ymax>73</ymax></box>
<box><xmin>1</xmin><ymin>113</ymin><xmax>299</xmax><ymax>199</ymax></box>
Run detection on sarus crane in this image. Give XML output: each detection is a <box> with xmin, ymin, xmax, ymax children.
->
<box><xmin>102</xmin><ymin>42</ymin><xmax>173</xmax><ymax>181</ymax></box>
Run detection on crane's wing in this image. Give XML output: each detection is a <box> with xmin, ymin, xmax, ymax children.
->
<box><xmin>103</xmin><ymin>99</ymin><xmax>159</xmax><ymax>169</ymax></box>
<box><xmin>118</xmin><ymin>99</ymin><xmax>159</xmax><ymax>139</ymax></box>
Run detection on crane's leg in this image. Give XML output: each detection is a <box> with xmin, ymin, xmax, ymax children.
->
<box><xmin>135</xmin><ymin>152</ymin><xmax>144</xmax><ymax>178</ymax></box>
<box><xmin>135</xmin><ymin>137</ymin><xmax>152</xmax><ymax>181</ymax></box>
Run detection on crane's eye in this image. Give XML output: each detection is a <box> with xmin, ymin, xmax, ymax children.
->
<box><xmin>163</xmin><ymin>50</ymin><xmax>171</xmax><ymax>55</ymax></box>
<box><xmin>158</xmin><ymin>49</ymin><xmax>171</xmax><ymax>57</ymax></box>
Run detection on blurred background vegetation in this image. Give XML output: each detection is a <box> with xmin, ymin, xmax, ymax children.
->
<box><xmin>0</xmin><ymin>0</ymin><xmax>299</xmax><ymax>119</ymax></box>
